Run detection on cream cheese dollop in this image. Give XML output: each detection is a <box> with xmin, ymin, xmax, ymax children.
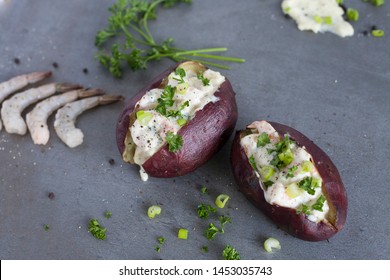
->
<box><xmin>282</xmin><ymin>0</ymin><xmax>354</xmax><ymax>37</ymax></box>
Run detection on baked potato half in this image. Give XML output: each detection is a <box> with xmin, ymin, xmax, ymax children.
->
<box><xmin>117</xmin><ymin>61</ymin><xmax>238</xmax><ymax>180</ymax></box>
<box><xmin>231</xmin><ymin>120</ymin><xmax>347</xmax><ymax>241</ymax></box>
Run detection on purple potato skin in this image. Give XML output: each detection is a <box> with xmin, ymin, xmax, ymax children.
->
<box><xmin>116</xmin><ymin>62</ymin><xmax>238</xmax><ymax>178</ymax></box>
<box><xmin>231</xmin><ymin>122</ymin><xmax>348</xmax><ymax>241</ymax></box>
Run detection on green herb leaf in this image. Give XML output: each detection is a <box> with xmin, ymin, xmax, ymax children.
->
<box><xmin>105</xmin><ymin>211</ymin><xmax>112</xmax><ymax>219</ymax></box>
<box><xmin>88</xmin><ymin>219</ymin><xmax>106</xmax><ymax>240</ymax></box>
<box><xmin>173</xmin><ymin>67</ymin><xmax>186</xmax><ymax>83</ymax></box>
<box><xmin>43</xmin><ymin>224</ymin><xmax>50</xmax><ymax>231</ymax></box>
<box><xmin>197</xmin><ymin>73</ymin><xmax>210</xmax><ymax>86</ymax></box>
<box><xmin>197</xmin><ymin>203</ymin><xmax>217</xmax><ymax>219</ymax></box>
<box><xmin>286</xmin><ymin>166</ymin><xmax>298</xmax><ymax>178</ymax></box>
<box><xmin>165</xmin><ymin>131</ymin><xmax>183</xmax><ymax>152</ymax></box>
<box><xmin>205</xmin><ymin>223</ymin><xmax>220</xmax><ymax>240</ymax></box>
<box><xmin>296</xmin><ymin>204</ymin><xmax>311</xmax><ymax>215</ymax></box>
<box><xmin>95</xmin><ymin>0</ymin><xmax>244</xmax><ymax>78</ymax></box>
<box><xmin>298</xmin><ymin>177</ymin><xmax>317</xmax><ymax>195</ymax></box>
<box><xmin>312</xmin><ymin>195</ymin><xmax>326</xmax><ymax>212</ymax></box>
<box><xmin>201</xmin><ymin>245</ymin><xmax>209</xmax><ymax>253</ymax></box>
<box><xmin>249</xmin><ymin>155</ymin><xmax>258</xmax><ymax>171</ymax></box>
<box><xmin>222</xmin><ymin>245</ymin><xmax>241</xmax><ymax>260</ymax></box>
<box><xmin>257</xmin><ymin>132</ymin><xmax>270</xmax><ymax>147</ymax></box>
<box><xmin>200</xmin><ymin>186</ymin><xmax>209</xmax><ymax>195</ymax></box>
<box><xmin>157</xmin><ymin>236</ymin><xmax>165</xmax><ymax>245</ymax></box>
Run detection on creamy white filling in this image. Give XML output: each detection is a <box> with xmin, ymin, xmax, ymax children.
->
<box><xmin>282</xmin><ymin>0</ymin><xmax>354</xmax><ymax>37</ymax></box>
<box><xmin>240</xmin><ymin>120</ymin><xmax>329</xmax><ymax>223</ymax></box>
<box><xmin>130</xmin><ymin>67</ymin><xmax>225</xmax><ymax>180</ymax></box>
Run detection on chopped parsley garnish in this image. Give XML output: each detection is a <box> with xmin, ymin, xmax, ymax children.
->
<box><xmin>197</xmin><ymin>73</ymin><xmax>210</xmax><ymax>86</ymax></box>
<box><xmin>263</xmin><ymin>180</ymin><xmax>274</xmax><ymax>189</ymax></box>
<box><xmin>269</xmin><ymin>134</ymin><xmax>294</xmax><ymax>168</ymax></box>
<box><xmin>201</xmin><ymin>245</ymin><xmax>209</xmax><ymax>253</ymax></box>
<box><xmin>286</xmin><ymin>166</ymin><xmax>298</xmax><ymax>178</ymax></box>
<box><xmin>173</xmin><ymin>67</ymin><xmax>186</xmax><ymax>83</ymax></box>
<box><xmin>157</xmin><ymin>236</ymin><xmax>165</xmax><ymax>245</ymax></box>
<box><xmin>95</xmin><ymin>0</ymin><xmax>245</xmax><ymax>78</ymax></box>
<box><xmin>165</xmin><ymin>131</ymin><xmax>183</xmax><ymax>152</ymax></box>
<box><xmin>257</xmin><ymin>132</ymin><xmax>270</xmax><ymax>147</ymax></box>
<box><xmin>43</xmin><ymin>224</ymin><xmax>50</xmax><ymax>231</ymax></box>
<box><xmin>204</xmin><ymin>215</ymin><xmax>231</xmax><ymax>240</ymax></box>
<box><xmin>312</xmin><ymin>195</ymin><xmax>326</xmax><ymax>212</ymax></box>
<box><xmin>200</xmin><ymin>186</ymin><xmax>209</xmax><ymax>195</ymax></box>
<box><xmin>197</xmin><ymin>203</ymin><xmax>217</xmax><ymax>219</ymax></box>
<box><xmin>88</xmin><ymin>219</ymin><xmax>106</xmax><ymax>240</ymax></box>
<box><xmin>298</xmin><ymin>176</ymin><xmax>319</xmax><ymax>195</ymax></box>
<box><xmin>249</xmin><ymin>155</ymin><xmax>258</xmax><ymax>171</ymax></box>
<box><xmin>296</xmin><ymin>204</ymin><xmax>311</xmax><ymax>215</ymax></box>
<box><xmin>155</xmin><ymin>246</ymin><xmax>161</xmax><ymax>252</ymax></box>
<box><xmin>105</xmin><ymin>211</ymin><xmax>112</xmax><ymax>219</ymax></box>
<box><xmin>222</xmin><ymin>245</ymin><xmax>241</xmax><ymax>260</ymax></box>
<box><xmin>296</xmin><ymin>195</ymin><xmax>326</xmax><ymax>215</ymax></box>
<box><xmin>155</xmin><ymin>85</ymin><xmax>175</xmax><ymax>116</ymax></box>
<box><xmin>205</xmin><ymin>223</ymin><xmax>220</xmax><ymax>240</ymax></box>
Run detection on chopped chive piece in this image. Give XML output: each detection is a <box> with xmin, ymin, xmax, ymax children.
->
<box><xmin>178</xmin><ymin>228</ymin><xmax>188</xmax><ymax>240</ymax></box>
<box><xmin>264</xmin><ymin>237</ymin><xmax>281</xmax><ymax>253</ymax></box>
<box><xmin>324</xmin><ymin>16</ymin><xmax>332</xmax><ymax>25</ymax></box>
<box><xmin>260</xmin><ymin>165</ymin><xmax>274</xmax><ymax>181</ymax></box>
<box><xmin>314</xmin><ymin>15</ymin><xmax>323</xmax><ymax>24</ymax></box>
<box><xmin>347</xmin><ymin>8</ymin><xmax>359</xmax><ymax>22</ymax></box>
<box><xmin>136</xmin><ymin>110</ymin><xmax>153</xmax><ymax>125</ymax></box>
<box><xmin>176</xmin><ymin>118</ymin><xmax>187</xmax><ymax>127</ymax></box>
<box><xmin>277</xmin><ymin>148</ymin><xmax>294</xmax><ymax>166</ymax></box>
<box><xmin>298</xmin><ymin>176</ymin><xmax>318</xmax><ymax>195</ymax></box>
<box><xmin>257</xmin><ymin>132</ymin><xmax>270</xmax><ymax>147</ymax></box>
<box><xmin>215</xmin><ymin>194</ymin><xmax>230</xmax><ymax>208</ymax></box>
<box><xmin>147</xmin><ymin>205</ymin><xmax>162</xmax><ymax>219</ymax></box>
<box><xmin>372</xmin><ymin>29</ymin><xmax>385</xmax><ymax>37</ymax></box>
<box><xmin>336</xmin><ymin>0</ymin><xmax>343</xmax><ymax>4</ymax></box>
<box><xmin>301</xmin><ymin>160</ymin><xmax>314</xmax><ymax>173</ymax></box>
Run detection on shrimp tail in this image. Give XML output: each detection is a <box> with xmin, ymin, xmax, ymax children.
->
<box><xmin>98</xmin><ymin>95</ymin><xmax>124</xmax><ymax>105</ymax></box>
<box><xmin>27</xmin><ymin>71</ymin><xmax>52</xmax><ymax>83</ymax></box>
<box><xmin>55</xmin><ymin>83</ymin><xmax>83</xmax><ymax>93</ymax></box>
<box><xmin>77</xmin><ymin>88</ymin><xmax>105</xmax><ymax>98</ymax></box>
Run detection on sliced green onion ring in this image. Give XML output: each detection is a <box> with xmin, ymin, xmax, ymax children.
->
<box><xmin>147</xmin><ymin>205</ymin><xmax>161</xmax><ymax>219</ymax></box>
<box><xmin>264</xmin><ymin>237</ymin><xmax>281</xmax><ymax>253</ymax></box>
<box><xmin>136</xmin><ymin>110</ymin><xmax>153</xmax><ymax>126</ymax></box>
<box><xmin>176</xmin><ymin>82</ymin><xmax>189</xmax><ymax>94</ymax></box>
<box><xmin>215</xmin><ymin>194</ymin><xmax>230</xmax><ymax>208</ymax></box>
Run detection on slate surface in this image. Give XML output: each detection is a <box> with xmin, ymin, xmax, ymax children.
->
<box><xmin>0</xmin><ymin>0</ymin><xmax>389</xmax><ymax>259</ymax></box>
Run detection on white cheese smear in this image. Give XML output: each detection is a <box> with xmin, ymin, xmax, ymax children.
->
<box><xmin>282</xmin><ymin>0</ymin><xmax>354</xmax><ymax>37</ymax></box>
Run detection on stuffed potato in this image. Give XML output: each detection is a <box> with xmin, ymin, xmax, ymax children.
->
<box><xmin>231</xmin><ymin>120</ymin><xmax>347</xmax><ymax>241</ymax></box>
<box><xmin>116</xmin><ymin>61</ymin><xmax>238</xmax><ymax>181</ymax></box>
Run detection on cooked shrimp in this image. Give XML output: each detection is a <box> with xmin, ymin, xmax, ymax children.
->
<box><xmin>0</xmin><ymin>71</ymin><xmax>52</xmax><ymax>103</ymax></box>
<box><xmin>1</xmin><ymin>83</ymin><xmax>81</xmax><ymax>135</ymax></box>
<box><xmin>54</xmin><ymin>95</ymin><xmax>123</xmax><ymax>148</ymax></box>
<box><xmin>26</xmin><ymin>88</ymin><xmax>104</xmax><ymax>145</ymax></box>
<box><xmin>0</xmin><ymin>71</ymin><xmax>51</xmax><ymax>131</ymax></box>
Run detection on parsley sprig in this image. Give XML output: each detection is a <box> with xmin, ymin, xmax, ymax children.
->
<box><xmin>95</xmin><ymin>0</ymin><xmax>245</xmax><ymax>78</ymax></box>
